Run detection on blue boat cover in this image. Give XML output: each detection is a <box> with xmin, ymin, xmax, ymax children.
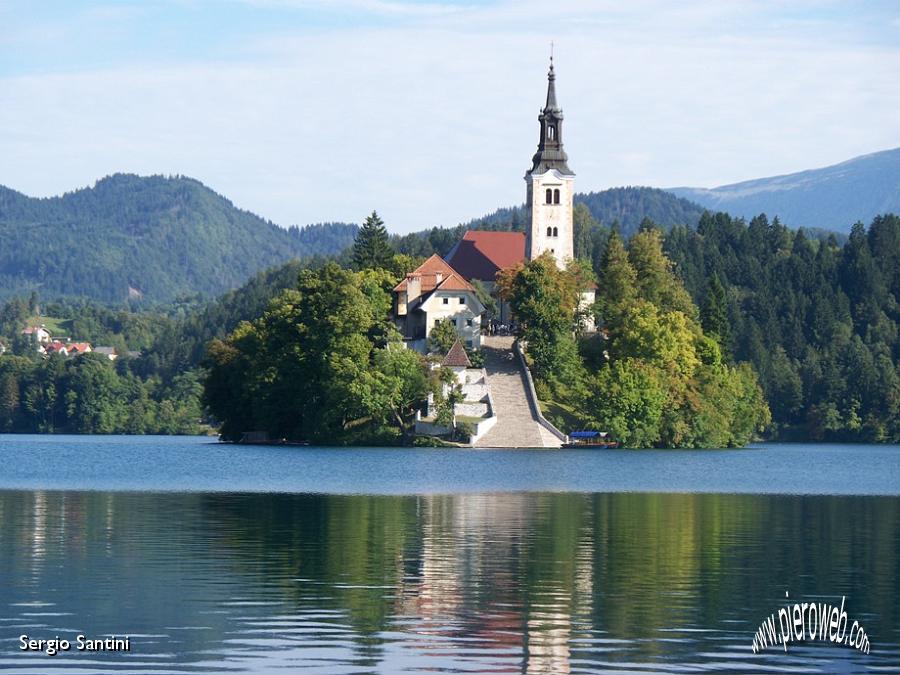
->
<box><xmin>570</xmin><ymin>430</ymin><xmax>603</xmax><ymax>438</ymax></box>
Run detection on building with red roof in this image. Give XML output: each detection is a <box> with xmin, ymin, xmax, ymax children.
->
<box><xmin>393</xmin><ymin>254</ymin><xmax>485</xmax><ymax>352</ymax></box>
<box><xmin>66</xmin><ymin>342</ymin><xmax>93</xmax><ymax>356</ymax></box>
<box><xmin>444</xmin><ymin>231</ymin><xmax>526</xmax><ymax>283</ymax></box>
<box><xmin>44</xmin><ymin>341</ymin><xmax>69</xmax><ymax>357</ymax></box>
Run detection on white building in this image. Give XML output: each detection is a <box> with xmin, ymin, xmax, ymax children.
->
<box><xmin>393</xmin><ymin>254</ymin><xmax>486</xmax><ymax>351</ymax></box>
<box><xmin>21</xmin><ymin>325</ymin><xmax>51</xmax><ymax>344</ymax></box>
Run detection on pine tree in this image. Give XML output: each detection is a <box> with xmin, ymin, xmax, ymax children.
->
<box><xmin>595</xmin><ymin>230</ymin><xmax>637</xmax><ymax>329</ymax></box>
<box><xmin>352</xmin><ymin>211</ymin><xmax>394</xmax><ymax>271</ymax></box>
<box><xmin>700</xmin><ymin>273</ymin><xmax>732</xmax><ymax>356</ymax></box>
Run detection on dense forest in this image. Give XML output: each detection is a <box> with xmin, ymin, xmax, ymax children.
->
<box><xmin>0</xmin><ymin>188</ymin><xmax>896</xmax><ymax>442</ymax></box>
<box><xmin>664</xmin><ymin>212</ymin><xmax>900</xmax><ymax>442</ymax></box>
<box><xmin>0</xmin><ymin>174</ymin><xmax>357</xmax><ymax>302</ymax></box>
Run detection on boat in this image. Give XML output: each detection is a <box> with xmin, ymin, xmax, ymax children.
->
<box><xmin>562</xmin><ymin>430</ymin><xmax>618</xmax><ymax>449</ymax></box>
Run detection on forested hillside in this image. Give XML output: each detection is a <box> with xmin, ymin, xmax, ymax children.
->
<box><xmin>665</xmin><ymin>213</ymin><xmax>900</xmax><ymax>441</ymax></box>
<box><xmin>0</xmin><ymin>174</ymin><xmax>357</xmax><ymax>302</ymax></box>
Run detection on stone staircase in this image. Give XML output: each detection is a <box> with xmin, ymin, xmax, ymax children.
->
<box><xmin>476</xmin><ymin>336</ymin><xmax>561</xmax><ymax>448</ymax></box>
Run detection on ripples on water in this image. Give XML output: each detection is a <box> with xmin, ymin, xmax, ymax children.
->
<box><xmin>1</xmin><ymin>490</ymin><xmax>898</xmax><ymax>673</ymax></box>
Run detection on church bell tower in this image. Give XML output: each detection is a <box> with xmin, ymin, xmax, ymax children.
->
<box><xmin>525</xmin><ymin>56</ymin><xmax>575</xmax><ymax>269</ymax></box>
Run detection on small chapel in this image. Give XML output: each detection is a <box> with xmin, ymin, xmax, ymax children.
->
<box><xmin>393</xmin><ymin>57</ymin><xmax>595</xmax><ymax>351</ymax></box>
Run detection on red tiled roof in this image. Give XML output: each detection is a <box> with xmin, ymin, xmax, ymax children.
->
<box><xmin>434</xmin><ymin>274</ymin><xmax>474</xmax><ymax>292</ymax></box>
<box><xmin>394</xmin><ymin>254</ymin><xmax>475</xmax><ymax>294</ymax></box>
<box><xmin>441</xmin><ymin>340</ymin><xmax>472</xmax><ymax>368</ymax></box>
<box><xmin>67</xmin><ymin>342</ymin><xmax>92</xmax><ymax>353</ymax></box>
<box><xmin>444</xmin><ymin>231</ymin><xmax>526</xmax><ymax>282</ymax></box>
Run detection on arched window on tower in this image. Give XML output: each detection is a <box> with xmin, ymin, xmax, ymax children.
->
<box><xmin>548</xmin><ymin>125</ymin><xmax>556</xmax><ymax>140</ymax></box>
<box><xmin>545</xmin><ymin>188</ymin><xmax>552</xmax><ymax>204</ymax></box>
<box><xmin>553</xmin><ymin>189</ymin><xmax>560</xmax><ymax>204</ymax></box>
<box><xmin>553</xmin><ymin>227</ymin><xmax>558</xmax><ymax>237</ymax></box>
<box><xmin>546</xmin><ymin>226</ymin><xmax>552</xmax><ymax>237</ymax></box>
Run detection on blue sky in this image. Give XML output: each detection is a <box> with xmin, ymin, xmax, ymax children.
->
<box><xmin>2</xmin><ymin>0</ymin><xmax>899</xmax><ymax>233</ymax></box>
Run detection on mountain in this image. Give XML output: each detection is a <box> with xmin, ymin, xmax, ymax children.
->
<box><xmin>668</xmin><ymin>147</ymin><xmax>900</xmax><ymax>233</ymax></box>
<box><xmin>464</xmin><ymin>187</ymin><xmax>706</xmax><ymax>235</ymax></box>
<box><xmin>576</xmin><ymin>187</ymin><xmax>707</xmax><ymax>234</ymax></box>
<box><xmin>0</xmin><ymin>174</ymin><xmax>357</xmax><ymax>302</ymax></box>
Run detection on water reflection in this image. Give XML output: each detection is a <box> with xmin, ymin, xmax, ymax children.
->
<box><xmin>1</xmin><ymin>490</ymin><xmax>898</xmax><ymax>673</ymax></box>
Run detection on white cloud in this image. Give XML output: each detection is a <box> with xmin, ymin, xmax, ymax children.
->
<box><xmin>1</xmin><ymin>1</ymin><xmax>899</xmax><ymax>232</ymax></box>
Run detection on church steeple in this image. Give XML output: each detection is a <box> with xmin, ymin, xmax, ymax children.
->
<box><xmin>524</xmin><ymin>54</ymin><xmax>575</xmax><ymax>269</ymax></box>
<box><xmin>545</xmin><ymin>57</ymin><xmax>559</xmax><ymax>111</ymax></box>
<box><xmin>528</xmin><ymin>56</ymin><xmax>573</xmax><ymax>176</ymax></box>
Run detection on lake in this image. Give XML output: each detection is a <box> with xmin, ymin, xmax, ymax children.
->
<box><xmin>0</xmin><ymin>436</ymin><xmax>898</xmax><ymax>673</ymax></box>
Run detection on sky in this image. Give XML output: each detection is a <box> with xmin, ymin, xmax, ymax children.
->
<box><xmin>1</xmin><ymin>1</ymin><xmax>899</xmax><ymax>234</ymax></box>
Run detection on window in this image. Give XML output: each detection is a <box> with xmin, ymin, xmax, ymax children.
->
<box><xmin>548</xmin><ymin>125</ymin><xmax>556</xmax><ymax>140</ymax></box>
<box><xmin>553</xmin><ymin>189</ymin><xmax>560</xmax><ymax>204</ymax></box>
<box><xmin>546</xmin><ymin>226</ymin><xmax>552</xmax><ymax>237</ymax></box>
<box><xmin>466</xmin><ymin>319</ymin><xmax>474</xmax><ymax>327</ymax></box>
<box><xmin>459</xmin><ymin>297</ymin><xmax>465</xmax><ymax>305</ymax></box>
<box><xmin>545</xmin><ymin>188</ymin><xmax>552</xmax><ymax>204</ymax></box>
<box><xmin>553</xmin><ymin>227</ymin><xmax>558</xmax><ymax>237</ymax></box>
<box><xmin>442</xmin><ymin>297</ymin><xmax>449</xmax><ymax>305</ymax></box>
<box><xmin>550</xmin><ymin>248</ymin><xmax>555</xmax><ymax>254</ymax></box>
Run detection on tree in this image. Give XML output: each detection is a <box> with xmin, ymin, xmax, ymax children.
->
<box><xmin>352</xmin><ymin>211</ymin><xmax>394</xmax><ymax>271</ymax></box>
<box><xmin>497</xmin><ymin>253</ymin><xmax>583</xmax><ymax>382</ymax></box>
<box><xmin>700</xmin><ymin>273</ymin><xmax>732</xmax><ymax>356</ymax></box>
<box><xmin>595</xmin><ymin>230</ymin><xmax>636</xmax><ymax>329</ymax></box>
<box><xmin>429</xmin><ymin>319</ymin><xmax>460</xmax><ymax>355</ymax></box>
<box><xmin>627</xmin><ymin>228</ymin><xmax>695</xmax><ymax>317</ymax></box>
<box><xmin>203</xmin><ymin>263</ymin><xmax>429</xmax><ymax>444</ymax></box>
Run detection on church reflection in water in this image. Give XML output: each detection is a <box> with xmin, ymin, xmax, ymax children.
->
<box><xmin>1</xmin><ymin>490</ymin><xmax>898</xmax><ymax>673</ymax></box>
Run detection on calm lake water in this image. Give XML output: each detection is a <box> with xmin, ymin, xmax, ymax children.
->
<box><xmin>1</xmin><ymin>436</ymin><xmax>898</xmax><ymax>673</ymax></box>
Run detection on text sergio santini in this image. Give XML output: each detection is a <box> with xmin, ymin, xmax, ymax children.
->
<box><xmin>20</xmin><ymin>634</ymin><xmax>130</xmax><ymax>655</ymax></box>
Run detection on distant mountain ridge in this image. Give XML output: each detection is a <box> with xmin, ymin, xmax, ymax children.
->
<box><xmin>0</xmin><ymin>174</ymin><xmax>357</xmax><ymax>302</ymax></box>
<box><xmin>461</xmin><ymin>187</ymin><xmax>707</xmax><ymax>235</ymax></box>
<box><xmin>668</xmin><ymin>147</ymin><xmax>900</xmax><ymax>233</ymax></box>
<box><xmin>5</xmin><ymin>146</ymin><xmax>895</xmax><ymax>305</ymax></box>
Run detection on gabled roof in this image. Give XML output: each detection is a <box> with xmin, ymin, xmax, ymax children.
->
<box><xmin>67</xmin><ymin>342</ymin><xmax>92</xmax><ymax>353</ymax></box>
<box><xmin>444</xmin><ymin>231</ymin><xmax>526</xmax><ymax>282</ymax></box>
<box><xmin>394</xmin><ymin>254</ymin><xmax>475</xmax><ymax>294</ymax></box>
<box><xmin>441</xmin><ymin>340</ymin><xmax>472</xmax><ymax>368</ymax></box>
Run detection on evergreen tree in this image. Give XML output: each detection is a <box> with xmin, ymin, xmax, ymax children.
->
<box><xmin>595</xmin><ymin>230</ymin><xmax>636</xmax><ymax>329</ymax></box>
<box><xmin>700</xmin><ymin>273</ymin><xmax>732</xmax><ymax>356</ymax></box>
<box><xmin>352</xmin><ymin>211</ymin><xmax>394</xmax><ymax>271</ymax></box>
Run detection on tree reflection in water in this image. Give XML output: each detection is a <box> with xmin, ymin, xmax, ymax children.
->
<box><xmin>1</xmin><ymin>490</ymin><xmax>898</xmax><ymax>673</ymax></box>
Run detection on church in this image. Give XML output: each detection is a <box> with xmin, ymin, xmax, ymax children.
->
<box><xmin>393</xmin><ymin>58</ymin><xmax>594</xmax><ymax>351</ymax></box>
